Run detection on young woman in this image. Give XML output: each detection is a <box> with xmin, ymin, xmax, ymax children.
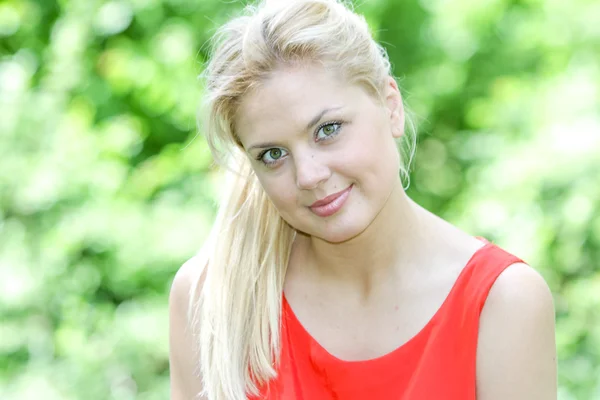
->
<box><xmin>169</xmin><ymin>1</ymin><xmax>558</xmax><ymax>399</ymax></box>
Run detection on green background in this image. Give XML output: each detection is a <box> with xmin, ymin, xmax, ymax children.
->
<box><xmin>1</xmin><ymin>0</ymin><xmax>598</xmax><ymax>398</ymax></box>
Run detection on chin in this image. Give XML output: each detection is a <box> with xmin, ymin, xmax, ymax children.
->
<box><xmin>309</xmin><ymin>218</ymin><xmax>371</xmax><ymax>244</ymax></box>
<box><xmin>284</xmin><ymin>204</ymin><xmax>375</xmax><ymax>244</ymax></box>
<box><xmin>318</xmin><ymin>232</ymin><xmax>360</xmax><ymax>244</ymax></box>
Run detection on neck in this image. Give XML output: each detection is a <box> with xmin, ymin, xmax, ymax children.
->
<box><xmin>295</xmin><ymin>179</ymin><xmax>433</xmax><ymax>299</ymax></box>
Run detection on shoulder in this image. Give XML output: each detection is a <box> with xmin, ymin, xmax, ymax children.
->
<box><xmin>483</xmin><ymin>262</ymin><xmax>554</xmax><ymax>311</ymax></box>
<box><xmin>169</xmin><ymin>256</ymin><xmax>208</xmax><ymax>400</ymax></box>
<box><xmin>169</xmin><ymin>255</ymin><xmax>208</xmax><ymax>341</ymax></box>
<box><xmin>169</xmin><ymin>256</ymin><xmax>207</xmax><ymax>314</ymax></box>
<box><xmin>476</xmin><ymin>262</ymin><xmax>557</xmax><ymax>399</ymax></box>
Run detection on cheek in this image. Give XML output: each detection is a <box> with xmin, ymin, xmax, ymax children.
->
<box><xmin>342</xmin><ymin>125</ymin><xmax>398</xmax><ymax>175</ymax></box>
<box><xmin>257</xmin><ymin>174</ymin><xmax>298</xmax><ymax>211</ymax></box>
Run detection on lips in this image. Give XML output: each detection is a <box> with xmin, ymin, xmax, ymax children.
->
<box><xmin>310</xmin><ymin>186</ymin><xmax>352</xmax><ymax>207</ymax></box>
<box><xmin>308</xmin><ymin>185</ymin><xmax>353</xmax><ymax>217</ymax></box>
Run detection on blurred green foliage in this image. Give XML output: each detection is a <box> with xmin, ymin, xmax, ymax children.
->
<box><xmin>0</xmin><ymin>0</ymin><xmax>598</xmax><ymax>399</ymax></box>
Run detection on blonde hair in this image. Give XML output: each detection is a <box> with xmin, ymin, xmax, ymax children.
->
<box><xmin>192</xmin><ymin>1</ymin><xmax>417</xmax><ymax>399</ymax></box>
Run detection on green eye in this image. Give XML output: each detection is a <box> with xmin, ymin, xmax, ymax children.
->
<box><xmin>269</xmin><ymin>148</ymin><xmax>282</xmax><ymax>159</ymax></box>
<box><xmin>316</xmin><ymin>122</ymin><xmax>342</xmax><ymax>141</ymax></box>
<box><xmin>259</xmin><ymin>147</ymin><xmax>288</xmax><ymax>166</ymax></box>
<box><xmin>323</xmin><ymin>125</ymin><xmax>336</xmax><ymax>135</ymax></box>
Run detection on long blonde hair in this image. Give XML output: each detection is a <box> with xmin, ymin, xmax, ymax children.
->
<box><xmin>192</xmin><ymin>1</ymin><xmax>417</xmax><ymax>399</ymax></box>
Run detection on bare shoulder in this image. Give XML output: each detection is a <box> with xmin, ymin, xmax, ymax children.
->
<box><xmin>170</xmin><ymin>255</ymin><xmax>207</xmax><ymax>314</ymax></box>
<box><xmin>169</xmin><ymin>256</ymin><xmax>207</xmax><ymax>400</ymax></box>
<box><xmin>476</xmin><ymin>262</ymin><xmax>557</xmax><ymax>400</ymax></box>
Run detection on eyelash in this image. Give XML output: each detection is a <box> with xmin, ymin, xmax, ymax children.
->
<box><xmin>256</xmin><ymin>120</ymin><xmax>344</xmax><ymax>167</ymax></box>
<box><xmin>315</xmin><ymin>120</ymin><xmax>343</xmax><ymax>141</ymax></box>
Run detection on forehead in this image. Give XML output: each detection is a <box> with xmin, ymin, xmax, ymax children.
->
<box><xmin>234</xmin><ymin>65</ymin><xmax>366</xmax><ymax>145</ymax></box>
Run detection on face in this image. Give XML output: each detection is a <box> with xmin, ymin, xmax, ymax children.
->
<box><xmin>235</xmin><ymin>64</ymin><xmax>405</xmax><ymax>243</ymax></box>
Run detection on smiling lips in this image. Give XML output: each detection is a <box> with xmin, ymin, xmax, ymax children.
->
<box><xmin>309</xmin><ymin>185</ymin><xmax>353</xmax><ymax>217</ymax></box>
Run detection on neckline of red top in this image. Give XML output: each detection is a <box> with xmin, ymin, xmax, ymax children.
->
<box><xmin>281</xmin><ymin>236</ymin><xmax>493</xmax><ymax>366</ymax></box>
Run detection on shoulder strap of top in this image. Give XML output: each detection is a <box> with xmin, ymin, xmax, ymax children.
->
<box><xmin>421</xmin><ymin>239</ymin><xmax>528</xmax><ymax>389</ymax></box>
<box><xmin>458</xmin><ymin>239</ymin><xmax>527</xmax><ymax>315</ymax></box>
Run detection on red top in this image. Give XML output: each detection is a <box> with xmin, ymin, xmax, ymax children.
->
<box><xmin>256</xmin><ymin>237</ymin><xmax>525</xmax><ymax>399</ymax></box>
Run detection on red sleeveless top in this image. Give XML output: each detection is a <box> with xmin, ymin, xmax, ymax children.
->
<box><xmin>256</xmin><ymin>237</ymin><xmax>525</xmax><ymax>399</ymax></box>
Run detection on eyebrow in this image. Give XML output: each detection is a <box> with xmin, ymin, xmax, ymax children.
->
<box><xmin>246</xmin><ymin>106</ymin><xmax>343</xmax><ymax>151</ymax></box>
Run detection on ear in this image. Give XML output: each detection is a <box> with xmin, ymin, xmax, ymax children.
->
<box><xmin>383</xmin><ymin>77</ymin><xmax>405</xmax><ymax>139</ymax></box>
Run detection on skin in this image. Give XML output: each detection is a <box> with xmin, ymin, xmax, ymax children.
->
<box><xmin>169</xmin><ymin>258</ymin><xmax>206</xmax><ymax>399</ymax></box>
<box><xmin>169</xmin><ymin>64</ymin><xmax>557</xmax><ymax>399</ymax></box>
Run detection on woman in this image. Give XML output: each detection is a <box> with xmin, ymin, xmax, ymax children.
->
<box><xmin>169</xmin><ymin>1</ymin><xmax>557</xmax><ymax>399</ymax></box>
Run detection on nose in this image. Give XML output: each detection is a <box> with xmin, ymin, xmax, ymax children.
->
<box><xmin>294</xmin><ymin>151</ymin><xmax>331</xmax><ymax>190</ymax></box>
